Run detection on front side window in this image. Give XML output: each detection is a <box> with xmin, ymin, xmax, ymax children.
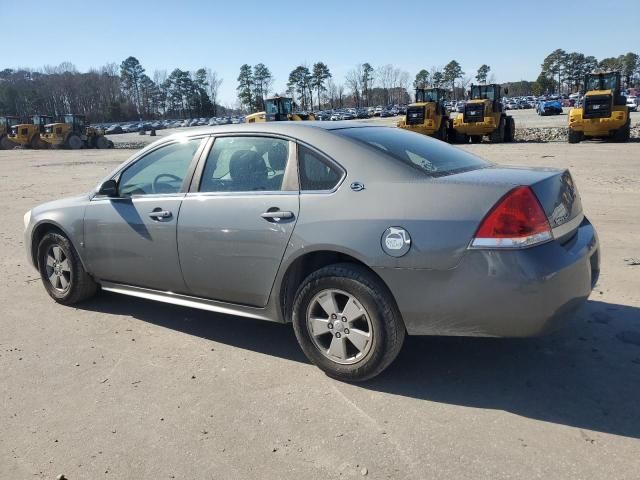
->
<box><xmin>199</xmin><ymin>136</ymin><xmax>289</xmax><ymax>192</ymax></box>
<box><xmin>118</xmin><ymin>139</ymin><xmax>202</xmax><ymax>196</ymax></box>
<box><xmin>298</xmin><ymin>145</ymin><xmax>342</xmax><ymax>191</ymax></box>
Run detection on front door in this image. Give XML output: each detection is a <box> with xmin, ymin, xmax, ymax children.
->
<box><xmin>178</xmin><ymin>136</ymin><xmax>299</xmax><ymax>307</ymax></box>
<box><xmin>84</xmin><ymin>138</ymin><xmax>203</xmax><ymax>292</ymax></box>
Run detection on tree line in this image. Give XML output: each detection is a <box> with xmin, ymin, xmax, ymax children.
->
<box><xmin>0</xmin><ymin>57</ymin><xmax>224</xmax><ymax>122</ymax></box>
<box><xmin>2</xmin><ymin>49</ymin><xmax>639</xmax><ymax>121</ymax></box>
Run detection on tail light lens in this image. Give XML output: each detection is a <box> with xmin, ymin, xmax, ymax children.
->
<box><xmin>470</xmin><ymin>186</ymin><xmax>552</xmax><ymax>249</ymax></box>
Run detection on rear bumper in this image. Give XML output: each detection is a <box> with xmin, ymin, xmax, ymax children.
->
<box><xmin>375</xmin><ymin>217</ymin><xmax>599</xmax><ymax>337</ymax></box>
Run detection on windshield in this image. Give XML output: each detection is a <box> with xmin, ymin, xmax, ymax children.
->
<box><xmin>64</xmin><ymin>115</ymin><xmax>74</xmax><ymax>125</ymax></box>
<box><xmin>471</xmin><ymin>85</ymin><xmax>496</xmax><ymax>101</ymax></box>
<box><xmin>265</xmin><ymin>98</ymin><xmax>293</xmax><ymax>115</ymax></box>
<box><xmin>415</xmin><ymin>89</ymin><xmax>441</xmax><ymax>103</ymax></box>
<box><xmin>334</xmin><ymin>127</ymin><xmax>489</xmax><ymax>177</ymax></box>
<box><xmin>585</xmin><ymin>73</ymin><xmax>618</xmax><ymax>91</ymax></box>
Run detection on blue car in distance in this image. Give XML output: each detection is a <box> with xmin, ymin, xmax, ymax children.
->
<box><xmin>537</xmin><ymin>99</ymin><xmax>563</xmax><ymax>116</ymax></box>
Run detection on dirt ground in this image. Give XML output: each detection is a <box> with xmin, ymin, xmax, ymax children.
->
<box><xmin>1</xmin><ymin>141</ymin><xmax>639</xmax><ymax>479</ymax></box>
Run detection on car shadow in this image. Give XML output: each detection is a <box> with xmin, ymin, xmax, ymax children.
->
<box><xmin>79</xmin><ymin>294</ymin><xmax>640</xmax><ymax>439</ymax></box>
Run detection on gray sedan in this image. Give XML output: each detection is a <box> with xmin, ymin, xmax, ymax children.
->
<box><xmin>24</xmin><ymin>123</ymin><xmax>600</xmax><ymax>381</ymax></box>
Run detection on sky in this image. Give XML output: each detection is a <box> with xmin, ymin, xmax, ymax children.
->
<box><xmin>2</xmin><ymin>0</ymin><xmax>639</xmax><ymax>106</ymax></box>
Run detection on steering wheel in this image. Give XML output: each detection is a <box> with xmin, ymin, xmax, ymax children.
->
<box><xmin>152</xmin><ymin>173</ymin><xmax>182</xmax><ymax>193</ymax></box>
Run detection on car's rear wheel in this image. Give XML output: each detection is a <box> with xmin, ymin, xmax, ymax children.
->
<box><xmin>37</xmin><ymin>232</ymin><xmax>98</xmax><ymax>305</ymax></box>
<box><xmin>292</xmin><ymin>263</ymin><xmax>405</xmax><ymax>382</ymax></box>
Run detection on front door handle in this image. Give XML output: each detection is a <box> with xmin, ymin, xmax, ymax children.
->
<box><xmin>261</xmin><ymin>210</ymin><xmax>294</xmax><ymax>221</ymax></box>
<box><xmin>149</xmin><ymin>209</ymin><xmax>172</xmax><ymax>220</ymax></box>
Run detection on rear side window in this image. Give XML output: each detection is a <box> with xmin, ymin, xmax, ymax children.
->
<box><xmin>334</xmin><ymin>127</ymin><xmax>489</xmax><ymax>177</ymax></box>
<box><xmin>299</xmin><ymin>145</ymin><xmax>342</xmax><ymax>191</ymax></box>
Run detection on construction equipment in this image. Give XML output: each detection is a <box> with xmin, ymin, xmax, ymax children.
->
<box><xmin>397</xmin><ymin>88</ymin><xmax>449</xmax><ymax>141</ymax></box>
<box><xmin>245</xmin><ymin>96</ymin><xmax>316</xmax><ymax>123</ymax></box>
<box><xmin>7</xmin><ymin>115</ymin><xmax>53</xmax><ymax>148</ymax></box>
<box><xmin>450</xmin><ymin>84</ymin><xmax>515</xmax><ymax>144</ymax></box>
<box><xmin>40</xmin><ymin>114</ymin><xmax>112</xmax><ymax>149</ymax></box>
<box><xmin>0</xmin><ymin>116</ymin><xmax>21</xmax><ymax>149</ymax></box>
<box><xmin>568</xmin><ymin>71</ymin><xmax>630</xmax><ymax>143</ymax></box>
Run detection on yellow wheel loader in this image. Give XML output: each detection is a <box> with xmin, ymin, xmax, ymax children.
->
<box><xmin>245</xmin><ymin>96</ymin><xmax>316</xmax><ymax>123</ymax></box>
<box><xmin>397</xmin><ymin>88</ymin><xmax>449</xmax><ymax>141</ymax></box>
<box><xmin>0</xmin><ymin>116</ymin><xmax>21</xmax><ymax>149</ymax></box>
<box><xmin>450</xmin><ymin>84</ymin><xmax>515</xmax><ymax>144</ymax></box>
<box><xmin>40</xmin><ymin>114</ymin><xmax>112</xmax><ymax>149</ymax></box>
<box><xmin>7</xmin><ymin>115</ymin><xmax>53</xmax><ymax>149</ymax></box>
<box><xmin>568</xmin><ymin>71</ymin><xmax>630</xmax><ymax>143</ymax></box>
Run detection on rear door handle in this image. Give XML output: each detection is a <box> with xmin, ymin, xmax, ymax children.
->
<box><xmin>149</xmin><ymin>210</ymin><xmax>172</xmax><ymax>219</ymax></box>
<box><xmin>261</xmin><ymin>210</ymin><xmax>294</xmax><ymax>221</ymax></box>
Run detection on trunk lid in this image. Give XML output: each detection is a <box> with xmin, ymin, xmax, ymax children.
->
<box><xmin>438</xmin><ymin>165</ymin><xmax>583</xmax><ymax>235</ymax></box>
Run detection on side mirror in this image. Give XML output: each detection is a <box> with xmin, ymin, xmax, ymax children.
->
<box><xmin>98</xmin><ymin>179</ymin><xmax>118</xmax><ymax>197</ymax></box>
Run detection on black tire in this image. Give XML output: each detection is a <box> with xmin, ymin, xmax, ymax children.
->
<box><xmin>29</xmin><ymin>135</ymin><xmax>40</xmax><ymax>149</ymax></box>
<box><xmin>95</xmin><ymin>135</ymin><xmax>110</xmax><ymax>149</ymax></box>
<box><xmin>67</xmin><ymin>134</ymin><xmax>83</xmax><ymax>150</ymax></box>
<box><xmin>291</xmin><ymin>263</ymin><xmax>405</xmax><ymax>382</ymax></box>
<box><xmin>612</xmin><ymin>119</ymin><xmax>630</xmax><ymax>143</ymax></box>
<box><xmin>504</xmin><ymin>116</ymin><xmax>515</xmax><ymax>142</ymax></box>
<box><xmin>437</xmin><ymin>118</ymin><xmax>449</xmax><ymax>142</ymax></box>
<box><xmin>470</xmin><ymin>135</ymin><xmax>482</xmax><ymax>144</ymax></box>
<box><xmin>0</xmin><ymin>134</ymin><xmax>14</xmax><ymax>150</ymax></box>
<box><xmin>450</xmin><ymin>128</ymin><xmax>468</xmax><ymax>144</ymax></box>
<box><xmin>489</xmin><ymin>116</ymin><xmax>505</xmax><ymax>143</ymax></box>
<box><xmin>568</xmin><ymin>128</ymin><xmax>583</xmax><ymax>144</ymax></box>
<box><xmin>37</xmin><ymin>232</ymin><xmax>98</xmax><ymax>305</ymax></box>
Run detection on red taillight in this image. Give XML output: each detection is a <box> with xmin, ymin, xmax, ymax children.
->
<box><xmin>470</xmin><ymin>186</ymin><xmax>552</xmax><ymax>249</ymax></box>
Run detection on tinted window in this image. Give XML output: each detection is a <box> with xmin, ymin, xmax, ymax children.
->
<box><xmin>200</xmin><ymin>137</ymin><xmax>289</xmax><ymax>192</ymax></box>
<box><xmin>299</xmin><ymin>145</ymin><xmax>342</xmax><ymax>191</ymax></box>
<box><xmin>334</xmin><ymin>127</ymin><xmax>488</xmax><ymax>177</ymax></box>
<box><xmin>119</xmin><ymin>139</ymin><xmax>202</xmax><ymax>196</ymax></box>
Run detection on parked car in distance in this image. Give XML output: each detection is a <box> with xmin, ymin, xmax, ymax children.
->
<box><xmin>24</xmin><ymin>122</ymin><xmax>600</xmax><ymax>382</ymax></box>
<box><xmin>536</xmin><ymin>99</ymin><xmax>563</xmax><ymax>116</ymax></box>
<box><xmin>105</xmin><ymin>125</ymin><xmax>123</xmax><ymax>135</ymax></box>
<box><xmin>626</xmin><ymin>96</ymin><xmax>638</xmax><ymax>112</ymax></box>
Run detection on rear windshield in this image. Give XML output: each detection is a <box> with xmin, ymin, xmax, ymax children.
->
<box><xmin>334</xmin><ymin>127</ymin><xmax>489</xmax><ymax>177</ymax></box>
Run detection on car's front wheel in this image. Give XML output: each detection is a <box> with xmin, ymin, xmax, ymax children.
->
<box><xmin>292</xmin><ymin>263</ymin><xmax>405</xmax><ymax>382</ymax></box>
<box><xmin>37</xmin><ymin>232</ymin><xmax>98</xmax><ymax>305</ymax></box>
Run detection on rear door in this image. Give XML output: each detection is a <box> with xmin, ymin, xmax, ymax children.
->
<box><xmin>177</xmin><ymin>135</ymin><xmax>299</xmax><ymax>307</ymax></box>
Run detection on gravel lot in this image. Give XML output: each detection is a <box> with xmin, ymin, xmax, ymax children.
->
<box><xmin>1</xmin><ymin>141</ymin><xmax>639</xmax><ymax>479</ymax></box>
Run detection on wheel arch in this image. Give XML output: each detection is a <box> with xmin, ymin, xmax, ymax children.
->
<box><xmin>30</xmin><ymin>221</ymin><xmax>88</xmax><ymax>271</ymax></box>
<box><xmin>277</xmin><ymin>249</ymin><xmax>401</xmax><ymax>327</ymax></box>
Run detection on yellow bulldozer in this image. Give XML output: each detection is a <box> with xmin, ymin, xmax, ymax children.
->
<box><xmin>7</xmin><ymin>115</ymin><xmax>53</xmax><ymax>149</ymax></box>
<box><xmin>0</xmin><ymin>116</ymin><xmax>21</xmax><ymax>149</ymax></box>
<box><xmin>245</xmin><ymin>96</ymin><xmax>316</xmax><ymax>123</ymax></box>
<box><xmin>397</xmin><ymin>87</ymin><xmax>449</xmax><ymax>141</ymax></box>
<box><xmin>40</xmin><ymin>114</ymin><xmax>112</xmax><ymax>149</ymax></box>
<box><xmin>568</xmin><ymin>71</ymin><xmax>630</xmax><ymax>143</ymax></box>
<box><xmin>450</xmin><ymin>84</ymin><xmax>515</xmax><ymax>144</ymax></box>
